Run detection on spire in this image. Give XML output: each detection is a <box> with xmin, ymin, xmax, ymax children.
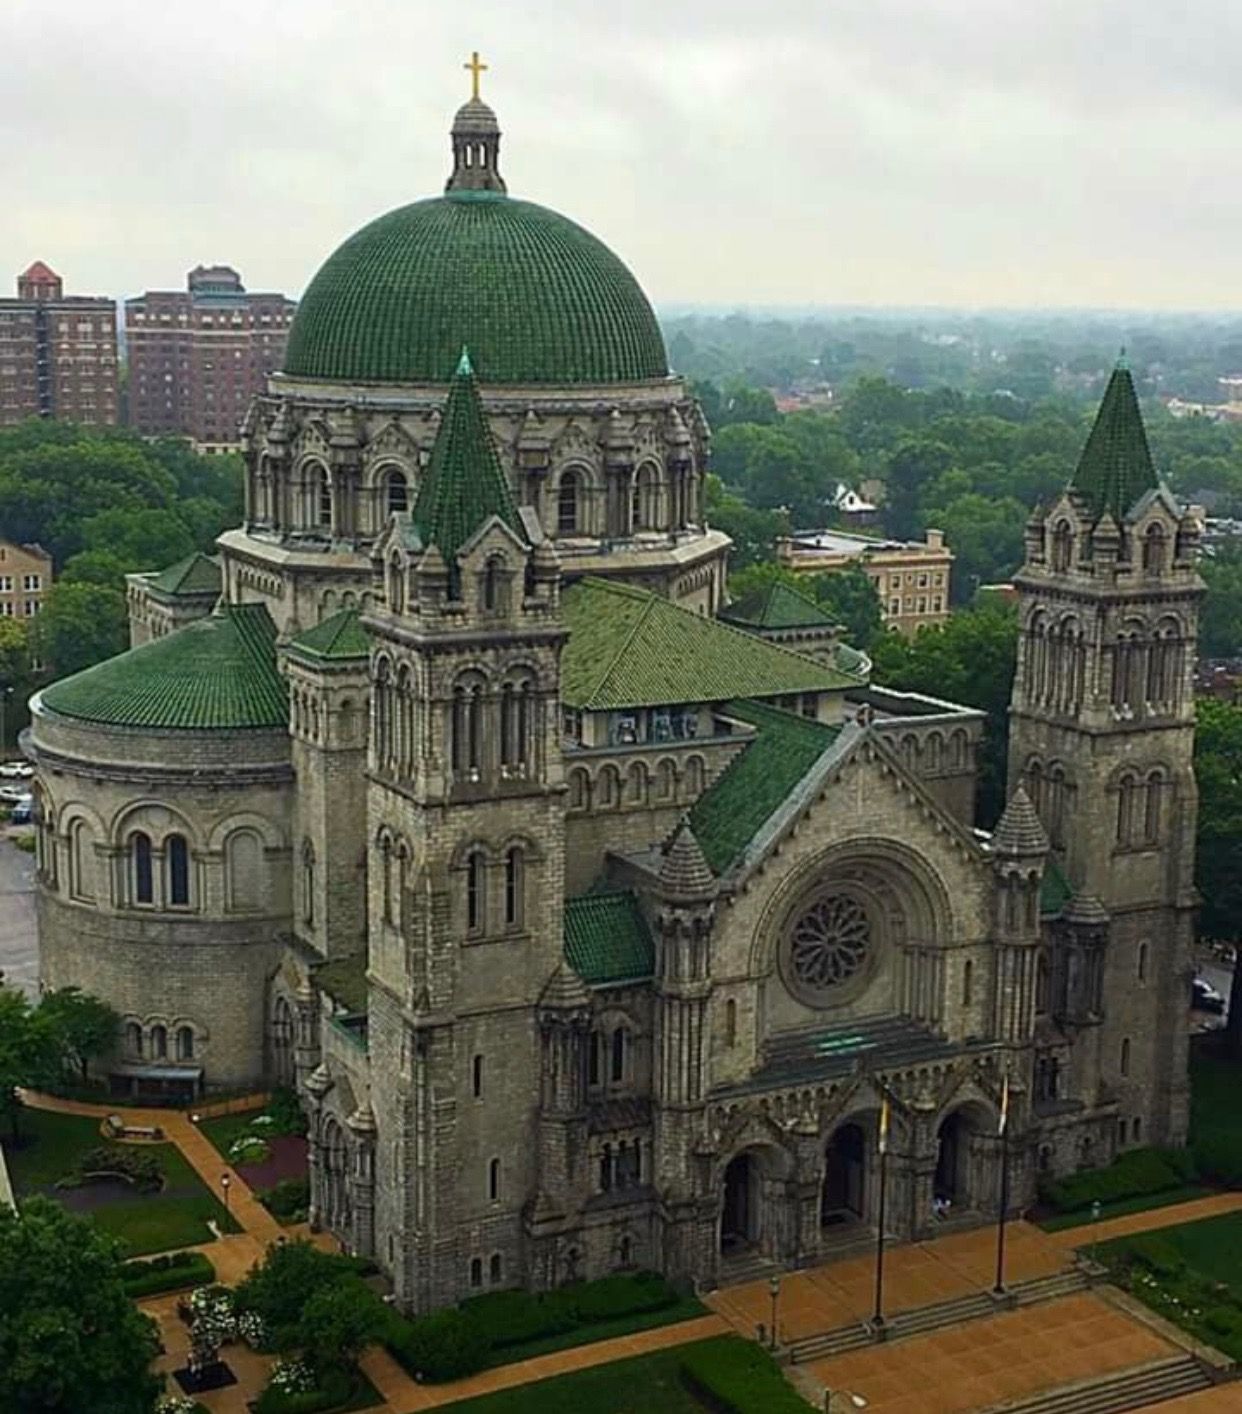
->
<box><xmin>992</xmin><ymin>786</ymin><xmax>1049</xmax><ymax>858</ymax></box>
<box><xmin>1069</xmin><ymin>363</ymin><xmax>1158</xmax><ymax>520</ymax></box>
<box><xmin>659</xmin><ymin>816</ymin><xmax>715</xmax><ymax>900</ymax></box>
<box><xmin>411</xmin><ymin>349</ymin><xmax>523</xmax><ymax>563</ymax></box>
<box><xmin>446</xmin><ymin>54</ymin><xmax>507</xmax><ymax>195</ymax></box>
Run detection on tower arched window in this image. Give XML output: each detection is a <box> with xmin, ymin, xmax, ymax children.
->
<box><xmin>1137</xmin><ymin>941</ymin><xmax>1149</xmax><ymax>983</ymax></box>
<box><xmin>166</xmin><ymin>833</ymin><xmax>190</xmax><ymax>907</ymax></box>
<box><xmin>633</xmin><ymin>464</ymin><xmax>658</xmax><ymax>531</ymax></box>
<box><xmin>963</xmin><ymin>959</ymin><xmax>974</xmax><ymax>1007</ymax></box>
<box><xmin>500</xmin><ymin>679</ymin><xmax>531</xmax><ymax>771</ymax></box>
<box><xmin>725</xmin><ymin>998</ymin><xmax>737</xmax><ymax>1046</ymax></box>
<box><xmin>383</xmin><ymin>468</ymin><xmax>409</xmax><ymax>517</ymax></box>
<box><xmin>557</xmin><ymin>470</ymin><xmax>583</xmax><ymax>535</ymax></box>
<box><xmin>69</xmin><ymin>819</ymin><xmax>94</xmax><ymax>901</ymax></box>
<box><xmin>481</xmin><ymin>557</ymin><xmax>506</xmax><ymax>614</ymax></box>
<box><xmin>488</xmin><ymin>1158</ymin><xmax>500</xmax><ymax>1202</ymax></box>
<box><xmin>131</xmin><ymin>832</ymin><xmax>153</xmax><ymax>906</ymax></box>
<box><xmin>1120</xmin><ymin>1037</ymin><xmax>1131</xmax><ymax>1077</ymax></box>
<box><xmin>1116</xmin><ymin>772</ymin><xmax>1138</xmax><ymax>846</ymax></box>
<box><xmin>610</xmin><ymin>1026</ymin><xmax>628</xmax><ymax>1085</ymax></box>
<box><xmin>315</xmin><ymin>467</ymin><xmax>332</xmax><ymax>529</ymax></box>
<box><xmin>451</xmin><ymin>677</ymin><xmax>485</xmax><ymax>779</ymax></box>
<box><xmin>588</xmin><ymin>1030</ymin><xmax>602</xmax><ymax>1087</ymax></box>
<box><xmin>466</xmin><ymin>850</ymin><xmax>486</xmax><ymax>934</ymax></box>
<box><xmin>1143</xmin><ymin>769</ymin><xmax>1165</xmax><ymax>844</ymax></box>
<box><xmin>504</xmin><ymin>845</ymin><xmax>523</xmax><ymax>928</ymax></box>
<box><xmin>1142</xmin><ymin>523</ymin><xmax>1167</xmax><ymax>574</ymax></box>
<box><xmin>1051</xmin><ymin>519</ymin><xmax>1073</xmax><ymax>573</ymax></box>
<box><xmin>374</xmin><ymin>658</ymin><xmax>393</xmax><ymax>769</ymax></box>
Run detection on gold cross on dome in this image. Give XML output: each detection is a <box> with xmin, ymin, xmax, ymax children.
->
<box><xmin>464</xmin><ymin>50</ymin><xmax>488</xmax><ymax>102</ymax></box>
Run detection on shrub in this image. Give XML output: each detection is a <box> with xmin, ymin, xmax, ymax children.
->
<box><xmin>68</xmin><ymin>1145</ymin><xmax>163</xmax><ymax>1193</ymax></box>
<box><xmin>234</xmin><ymin>1241</ymin><xmax>361</xmax><ymax>1346</ymax></box>
<box><xmin>267</xmin><ymin>1087</ymin><xmax>310</xmax><ymax>1137</ymax></box>
<box><xmin>1192</xmin><ymin>1132</ymin><xmax>1242</xmax><ymax>1188</ymax></box>
<box><xmin>573</xmin><ymin>1271</ymin><xmax>677</xmax><ymax>1322</ymax></box>
<box><xmin>384</xmin><ymin>1307</ymin><xmax>491</xmax><ymax>1382</ymax></box>
<box><xmin>1039</xmin><ymin>1147</ymin><xmax>1194</xmax><ymax>1214</ymax></box>
<box><xmin>252</xmin><ymin>1362</ymin><xmax>359</xmax><ymax>1414</ymax></box>
<box><xmin>679</xmin><ymin>1336</ymin><xmax>814</xmax><ymax>1413</ymax></box>
<box><xmin>260</xmin><ymin>1177</ymin><xmax>311</xmax><ymax>1223</ymax></box>
<box><xmin>458</xmin><ymin>1288</ymin><xmax>575</xmax><ymax>1349</ymax></box>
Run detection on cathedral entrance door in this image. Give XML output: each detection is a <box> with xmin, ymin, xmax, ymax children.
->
<box><xmin>721</xmin><ymin>1154</ymin><xmax>755</xmax><ymax>1253</ymax></box>
<box><xmin>822</xmin><ymin>1122</ymin><xmax>866</xmax><ymax>1225</ymax></box>
<box><xmin>935</xmin><ymin>1112</ymin><xmax>967</xmax><ymax>1207</ymax></box>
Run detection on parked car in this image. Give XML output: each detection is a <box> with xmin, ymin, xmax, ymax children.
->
<box><xmin>1192</xmin><ymin>977</ymin><xmax>1226</xmax><ymax>1015</ymax></box>
<box><xmin>0</xmin><ymin>762</ymin><xmax>32</xmax><ymax>779</ymax></box>
<box><xmin>8</xmin><ymin>795</ymin><xmax>33</xmax><ymax>826</ymax></box>
<box><xmin>0</xmin><ymin>784</ymin><xmax>28</xmax><ymax>804</ymax></box>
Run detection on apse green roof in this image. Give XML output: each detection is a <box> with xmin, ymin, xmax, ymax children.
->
<box><xmin>283</xmin><ymin>193</ymin><xmax>668</xmax><ymax>386</ymax></box>
<box><xmin>720</xmin><ymin>581</ymin><xmax>837</xmax><ymax>631</ymax></box>
<box><xmin>560</xmin><ymin>579</ymin><xmax>856</xmax><ymax>711</ymax></box>
<box><xmin>690</xmin><ymin>700</ymin><xmax>840</xmax><ymax>874</ymax></box>
<box><xmin>149</xmin><ymin>552</ymin><xmax>221</xmax><ymax>599</ymax></box>
<box><xmin>411</xmin><ymin>350</ymin><xmax>522</xmax><ymax>560</ymax></box>
<box><xmin>287</xmin><ymin>608</ymin><xmax>371</xmax><ymax>662</ymax></box>
<box><xmin>564</xmin><ymin>892</ymin><xmax>655</xmax><ymax>986</ymax></box>
<box><xmin>1070</xmin><ymin>364</ymin><xmax>1159</xmax><ymax>519</ymax></box>
<box><xmin>40</xmin><ymin>603</ymin><xmax>286</xmax><ymax>731</ymax></box>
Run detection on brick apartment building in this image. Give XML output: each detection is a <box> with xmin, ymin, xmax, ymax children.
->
<box><xmin>0</xmin><ymin>263</ymin><xmax>118</xmax><ymax>426</ymax></box>
<box><xmin>0</xmin><ymin>539</ymin><xmax>53</xmax><ymax>621</ymax></box>
<box><xmin>125</xmin><ymin>266</ymin><xmax>295</xmax><ymax>452</ymax></box>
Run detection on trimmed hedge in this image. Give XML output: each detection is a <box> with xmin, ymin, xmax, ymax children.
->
<box><xmin>679</xmin><ymin>1336</ymin><xmax>814</xmax><ymax>1413</ymax></box>
<box><xmin>385</xmin><ymin>1271</ymin><xmax>683</xmax><ymax>1382</ymax></box>
<box><xmin>122</xmin><ymin>1250</ymin><xmax>215</xmax><ymax>1299</ymax></box>
<box><xmin>1038</xmin><ymin>1146</ymin><xmax>1196</xmax><ymax>1214</ymax></box>
<box><xmin>251</xmin><ymin>1366</ymin><xmax>362</xmax><ymax>1414</ymax></box>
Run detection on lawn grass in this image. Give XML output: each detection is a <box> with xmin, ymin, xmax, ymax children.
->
<box><xmin>442</xmin><ymin>1340</ymin><xmax>712</xmax><ymax>1413</ymax></box>
<box><xmin>2</xmin><ymin>1106</ymin><xmax>241</xmax><ymax>1256</ymax></box>
<box><xmin>198</xmin><ymin>1107</ymin><xmax>262</xmax><ymax>1162</ymax></box>
<box><xmin>475</xmin><ymin>1294</ymin><xmax>708</xmax><ymax>1371</ymax></box>
<box><xmin>1105</xmin><ymin>1210</ymin><xmax>1242</xmax><ymax>1295</ymax></box>
<box><xmin>1039</xmin><ymin>1184</ymin><xmax>1214</xmax><ymax>1233</ymax></box>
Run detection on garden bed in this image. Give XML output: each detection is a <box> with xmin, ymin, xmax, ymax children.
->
<box><xmin>249</xmin><ymin>1367</ymin><xmax>382</xmax><ymax>1413</ymax></box>
<box><xmin>122</xmin><ymin>1249</ymin><xmax>216</xmax><ymax>1299</ymax></box>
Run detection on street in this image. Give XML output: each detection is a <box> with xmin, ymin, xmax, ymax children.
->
<box><xmin>0</xmin><ymin>834</ymin><xmax>37</xmax><ymax>1000</ymax></box>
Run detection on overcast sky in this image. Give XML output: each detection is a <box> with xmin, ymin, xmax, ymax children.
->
<box><xmin>6</xmin><ymin>0</ymin><xmax>1242</xmax><ymax>311</ymax></box>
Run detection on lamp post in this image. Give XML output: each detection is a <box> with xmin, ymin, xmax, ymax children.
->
<box><xmin>992</xmin><ymin>1072</ymin><xmax>1011</xmax><ymax>1297</ymax></box>
<box><xmin>768</xmin><ymin>1274</ymin><xmax>781</xmax><ymax>1351</ymax></box>
<box><xmin>221</xmin><ymin>1173</ymin><xmax>231</xmax><ymax>1214</ymax></box>
<box><xmin>1090</xmin><ymin>1198</ymin><xmax>1102</xmax><ymax>1269</ymax></box>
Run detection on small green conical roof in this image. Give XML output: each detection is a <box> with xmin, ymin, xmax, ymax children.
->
<box><xmin>1069</xmin><ymin>362</ymin><xmax>1158</xmax><ymax>519</ymax></box>
<box><xmin>411</xmin><ymin>349</ymin><xmax>523</xmax><ymax>562</ymax></box>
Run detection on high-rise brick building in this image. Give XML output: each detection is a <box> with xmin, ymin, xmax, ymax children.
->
<box><xmin>0</xmin><ymin>263</ymin><xmax>118</xmax><ymax>426</ymax></box>
<box><xmin>125</xmin><ymin>266</ymin><xmax>296</xmax><ymax>452</ymax></box>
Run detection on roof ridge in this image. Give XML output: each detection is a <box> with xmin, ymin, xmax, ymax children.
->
<box><xmin>584</xmin><ymin>592</ymin><xmax>659</xmax><ymax>707</ymax></box>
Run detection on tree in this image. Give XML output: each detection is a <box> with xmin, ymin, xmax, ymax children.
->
<box><xmin>0</xmin><ymin>986</ymin><xmax>61</xmax><ymax>1139</ymax></box>
<box><xmin>1194</xmin><ymin>698</ymin><xmax>1242</xmax><ymax>1058</ymax></box>
<box><xmin>234</xmin><ymin>1239</ymin><xmax>363</xmax><ymax>1349</ymax></box>
<box><xmin>300</xmin><ymin>1279</ymin><xmax>385</xmax><ymax>1376</ymax></box>
<box><xmin>33</xmin><ymin>581</ymin><xmax>127</xmax><ymax>677</ymax></box>
<box><xmin>80</xmin><ymin>507</ymin><xmax>195</xmax><ymax>572</ymax></box>
<box><xmin>706</xmin><ymin>476</ymin><xmax>789</xmax><ymax>571</ymax></box>
<box><xmin>925</xmin><ymin>493</ymin><xmax>1028</xmax><ymax>603</ymax></box>
<box><xmin>0</xmin><ymin>617</ymin><xmax>33</xmax><ymax>750</ymax></box>
<box><xmin>39</xmin><ymin>987</ymin><xmax>120</xmax><ymax>1084</ymax></box>
<box><xmin>870</xmin><ymin>601</ymin><xmax>1019</xmax><ymax>825</ymax></box>
<box><xmin>807</xmin><ymin>565</ymin><xmax>884</xmax><ymax>651</ymax></box>
<box><xmin>883</xmin><ymin>437</ymin><xmax>954</xmax><ymax>540</ymax></box>
<box><xmin>0</xmin><ymin>1197</ymin><xmax>160</xmax><ymax>1414</ymax></box>
<box><xmin>1200</xmin><ymin>544</ymin><xmax>1242</xmax><ymax>659</ymax></box>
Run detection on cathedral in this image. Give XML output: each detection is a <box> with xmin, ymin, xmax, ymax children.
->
<box><xmin>26</xmin><ymin>84</ymin><xmax>1203</xmax><ymax>1310</ymax></box>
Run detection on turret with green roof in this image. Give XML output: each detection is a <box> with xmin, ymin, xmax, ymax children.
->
<box><xmin>1068</xmin><ymin>360</ymin><xmax>1159</xmax><ymax>521</ymax></box>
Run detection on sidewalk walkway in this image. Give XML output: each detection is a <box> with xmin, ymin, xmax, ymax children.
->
<box><xmin>1044</xmin><ymin>1190</ymin><xmax>1242</xmax><ymax>1253</ymax></box>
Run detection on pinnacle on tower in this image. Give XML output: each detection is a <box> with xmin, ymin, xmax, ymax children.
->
<box><xmin>410</xmin><ymin>348</ymin><xmax>523</xmax><ymax>562</ymax></box>
<box><xmin>658</xmin><ymin>815</ymin><xmax>716</xmax><ymax>899</ymax></box>
<box><xmin>992</xmin><ymin>785</ymin><xmax>1050</xmax><ymax>858</ymax></box>
<box><xmin>446</xmin><ymin>52</ymin><xmax>507</xmax><ymax>195</ymax></box>
<box><xmin>1069</xmin><ymin>362</ymin><xmax>1158</xmax><ymax>521</ymax></box>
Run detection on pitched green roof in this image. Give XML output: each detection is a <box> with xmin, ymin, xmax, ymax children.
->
<box><xmin>283</xmin><ymin>193</ymin><xmax>668</xmax><ymax>386</ymax></box>
<box><xmin>1070</xmin><ymin>364</ymin><xmax>1159</xmax><ymax>519</ymax></box>
<box><xmin>690</xmin><ymin>700</ymin><xmax>840</xmax><ymax>874</ymax></box>
<box><xmin>561</xmin><ymin>579</ymin><xmax>856</xmax><ymax>711</ymax></box>
<box><xmin>721</xmin><ymin>580</ymin><xmax>837</xmax><ymax>631</ymax></box>
<box><xmin>40</xmin><ymin>603</ymin><xmax>286</xmax><ymax>731</ymax></box>
<box><xmin>149</xmin><ymin>552</ymin><xmax>221</xmax><ymax>598</ymax></box>
<box><xmin>287</xmin><ymin>608</ymin><xmax>370</xmax><ymax>662</ymax></box>
<box><xmin>564</xmin><ymin>892</ymin><xmax>655</xmax><ymax>986</ymax></box>
<box><xmin>1040</xmin><ymin>859</ymin><xmax>1072</xmax><ymax>917</ymax></box>
<box><xmin>411</xmin><ymin>350</ymin><xmax>523</xmax><ymax>562</ymax></box>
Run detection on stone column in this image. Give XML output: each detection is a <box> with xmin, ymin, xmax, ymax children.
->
<box><xmin>347</xmin><ymin>1102</ymin><xmax>377</xmax><ymax>1257</ymax></box>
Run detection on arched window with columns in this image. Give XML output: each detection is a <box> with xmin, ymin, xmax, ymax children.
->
<box><xmin>499</xmin><ymin>676</ymin><xmax>532</xmax><ymax>773</ymax></box>
<box><xmin>451</xmin><ymin>673</ymin><xmax>486</xmax><ymax>780</ymax></box>
<box><xmin>130</xmin><ymin>831</ymin><xmax>154</xmax><ymax>906</ymax></box>
<box><xmin>556</xmin><ymin>469</ymin><xmax>584</xmax><ymax>536</ymax></box>
<box><xmin>166</xmin><ymin>833</ymin><xmax>190</xmax><ymax>908</ymax></box>
<box><xmin>382</xmin><ymin>466</ymin><xmax>409</xmax><ymax>517</ymax></box>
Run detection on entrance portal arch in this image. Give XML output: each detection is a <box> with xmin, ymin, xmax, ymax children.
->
<box><xmin>822</xmin><ymin>1121</ymin><xmax>868</xmax><ymax>1225</ymax></box>
<box><xmin>934</xmin><ymin>1102</ymin><xmax>995</xmax><ymax>1212</ymax></box>
<box><xmin>718</xmin><ymin>1143</ymin><xmax>791</xmax><ymax>1257</ymax></box>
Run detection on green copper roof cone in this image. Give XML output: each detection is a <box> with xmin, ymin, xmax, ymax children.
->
<box><xmin>1070</xmin><ymin>363</ymin><xmax>1158</xmax><ymax>519</ymax></box>
<box><xmin>411</xmin><ymin>350</ymin><xmax>523</xmax><ymax>562</ymax></box>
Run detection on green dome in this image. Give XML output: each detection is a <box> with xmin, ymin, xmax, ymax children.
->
<box><xmin>283</xmin><ymin>192</ymin><xmax>669</xmax><ymax>386</ymax></box>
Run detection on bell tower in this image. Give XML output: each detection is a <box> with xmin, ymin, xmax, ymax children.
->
<box><xmin>364</xmin><ymin>350</ymin><xmax>567</xmax><ymax>1311</ymax></box>
<box><xmin>1009</xmin><ymin>361</ymin><xmax>1204</xmax><ymax>1147</ymax></box>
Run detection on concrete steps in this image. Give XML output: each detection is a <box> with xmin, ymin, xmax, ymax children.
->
<box><xmin>788</xmin><ymin>1268</ymin><xmax>1090</xmax><ymax>1364</ymax></box>
<box><xmin>975</xmin><ymin>1355</ymin><xmax>1212</xmax><ymax>1414</ymax></box>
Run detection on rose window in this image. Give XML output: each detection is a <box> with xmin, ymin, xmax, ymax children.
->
<box><xmin>786</xmin><ymin>894</ymin><xmax>870</xmax><ymax>995</ymax></box>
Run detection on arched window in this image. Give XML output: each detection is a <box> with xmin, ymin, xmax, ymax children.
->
<box><xmin>610</xmin><ymin>1027</ymin><xmax>628</xmax><ymax>1085</ymax></box>
<box><xmin>588</xmin><ymin>1030</ymin><xmax>602</xmax><ymax>1087</ymax></box>
<box><xmin>301</xmin><ymin>840</ymin><xmax>316</xmax><ymax>925</ymax></box>
<box><xmin>488</xmin><ymin>1158</ymin><xmax>500</xmax><ymax>1202</ymax></box>
<box><xmin>388</xmin><ymin>554</ymin><xmax>405</xmax><ymax>615</ymax></box>
<box><xmin>504</xmin><ymin>846</ymin><xmax>523</xmax><ymax>928</ymax></box>
<box><xmin>125</xmin><ymin>1021</ymin><xmax>143</xmax><ymax>1057</ymax></box>
<box><xmin>131</xmin><ymin>832</ymin><xmax>153</xmax><ymax>905</ymax></box>
<box><xmin>1120</xmin><ymin>1037</ymin><xmax>1131</xmax><ymax>1076</ymax></box>
<box><xmin>1144</xmin><ymin>770</ymin><xmax>1165</xmax><ymax>844</ymax></box>
<box><xmin>69</xmin><ymin>819</ymin><xmax>94</xmax><ymax>901</ymax></box>
<box><xmin>568</xmin><ymin>768</ymin><xmax>590</xmax><ymax>811</ymax></box>
<box><xmin>466</xmin><ymin>850</ymin><xmax>485</xmax><ymax>934</ymax></box>
<box><xmin>1116</xmin><ymin>772</ymin><xmax>1138</xmax><ymax>846</ymax></box>
<box><xmin>633</xmin><ymin>464</ymin><xmax>658</xmax><ymax>531</ymax></box>
<box><xmin>557</xmin><ymin>470</ymin><xmax>582</xmax><ymax>535</ymax></box>
<box><xmin>1142</xmin><ymin>523</ymin><xmax>1167</xmax><ymax>574</ymax></box>
<box><xmin>316</xmin><ymin>467</ymin><xmax>332</xmax><ymax>529</ymax></box>
<box><xmin>725</xmin><ymin>999</ymin><xmax>737</xmax><ymax>1047</ymax></box>
<box><xmin>176</xmin><ymin>1026</ymin><xmax>194</xmax><ymax>1061</ymax></box>
<box><xmin>656</xmin><ymin>759</ymin><xmax>677</xmax><ymax>802</ymax></box>
<box><xmin>469</xmin><ymin>1257</ymin><xmax>483</xmax><ymax>1288</ymax></box>
<box><xmin>472</xmin><ymin>1054</ymin><xmax>483</xmax><ymax>1098</ymax></box>
<box><xmin>383</xmin><ymin>468</ymin><xmax>409</xmax><ymax>517</ymax></box>
<box><xmin>1134</xmin><ymin>1116</ymin><xmax>1142</xmax><ymax>1142</ymax></box>
<box><xmin>379</xmin><ymin>835</ymin><xmax>393</xmax><ymax>923</ymax></box>
<box><xmin>489</xmin><ymin>1253</ymin><xmax>502</xmax><ymax>1285</ymax></box>
<box><xmin>500</xmin><ymin>680</ymin><xmax>530</xmax><ymax>771</ymax></box>
<box><xmin>226</xmin><ymin>829</ymin><xmax>264</xmax><ymax>913</ymax></box>
<box><xmin>598</xmin><ymin>765</ymin><xmax>620</xmax><ymax>808</ymax></box>
<box><xmin>1137</xmin><ymin>942</ymin><xmax>1148</xmax><ymax>984</ymax></box>
<box><xmin>150</xmin><ymin>1024</ymin><xmax>168</xmax><ymax>1060</ymax></box>
<box><xmin>481</xmin><ymin>557</ymin><xmax>506</xmax><ymax>614</ymax></box>
<box><xmin>963</xmin><ymin>959</ymin><xmax>974</xmax><ymax>1007</ymax></box>
<box><xmin>626</xmin><ymin>762</ymin><xmax>648</xmax><ymax>805</ymax></box>
<box><xmin>166</xmin><ymin>833</ymin><xmax>190</xmax><ymax>907</ymax></box>
<box><xmin>451</xmin><ymin>677</ymin><xmax>484</xmax><ymax>779</ymax></box>
<box><xmin>1051</xmin><ymin>519</ymin><xmax>1073</xmax><ymax>573</ymax></box>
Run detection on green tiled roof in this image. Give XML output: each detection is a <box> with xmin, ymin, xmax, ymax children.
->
<box><xmin>1070</xmin><ymin>364</ymin><xmax>1158</xmax><ymax>519</ymax></box>
<box><xmin>314</xmin><ymin>953</ymin><xmax>368</xmax><ymax>1013</ymax></box>
<box><xmin>690</xmin><ymin>700</ymin><xmax>839</xmax><ymax>874</ymax></box>
<box><xmin>41</xmin><ymin>603</ymin><xmax>286</xmax><ymax>731</ymax></box>
<box><xmin>149</xmin><ymin>552</ymin><xmax>221</xmax><ymax>598</ymax></box>
<box><xmin>287</xmin><ymin>608</ymin><xmax>371</xmax><ymax>662</ymax></box>
<box><xmin>563</xmin><ymin>892</ymin><xmax>655</xmax><ymax>986</ymax></box>
<box><xmin>1040</xmin><ymin>859</ymin><xmax>1072</xmax><ymax>917</ymax></box>
<box><xmin>561</xmin><ymin>579</ymin><xmax>856</xmax><ymax>711</ymax></box>
<box><xmin>283</xmin><ymin>192</ymin><xmax>668</xmax><ymax>386</ymax></box>
<box><xmin>721</xmin><ymin>581</ymin><xmax>837</xmax><ymax>631</ymax></box>
<box><xmin>412</xmin><ymin>350</ymin><xmax>522</xmax><ymax>561</ymax></box>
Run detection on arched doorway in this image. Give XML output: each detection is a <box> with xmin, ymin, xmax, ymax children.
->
<box><xmin>935</xmin><ymin>1106</ymin><xmax>990</xmax><ymax>1212</ymax></box>
<box><xmin>822</xmin><ymin>1122</ymin><xmax>867</xmax><ymax>1226</ymax></box>
<box><xmin>721</xmin><ymin>1153</ymin><xmax>757</xmax><ymax>1253</ymax></box>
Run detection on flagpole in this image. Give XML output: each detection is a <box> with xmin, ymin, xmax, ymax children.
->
<box><xmin>873</xmin><ymin>1092</ymin><xmax>889</xmax><ymax>1330</ymax></box>
<box><xmin>993</xmin><ymin>1073</ymin><xmax>1010</xmax><ymax>1297</ymax></box>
